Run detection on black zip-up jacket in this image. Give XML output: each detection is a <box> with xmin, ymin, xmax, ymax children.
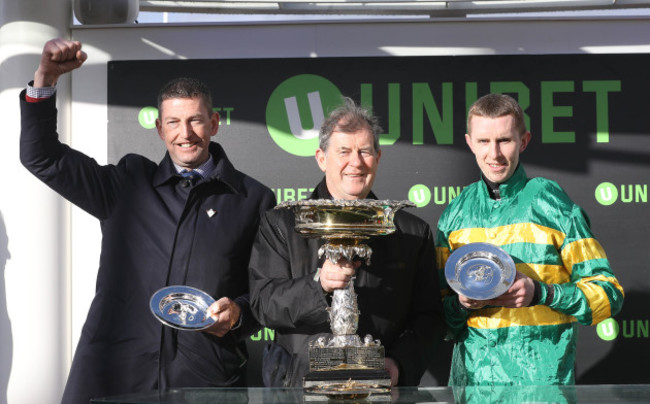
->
<box><xmin>249</xmin><ymin>179</ymin><xmax>445</xmax><ymax>387</ymax></box>
<box><xmin>20</xmin><ymin>91</ymin><xmax>275</xmax><ymax>404</ymax></box>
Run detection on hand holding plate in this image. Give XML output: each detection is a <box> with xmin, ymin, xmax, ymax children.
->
<box><xmin>483</xmin><ymin>271</ymin><xmax>536</xmax><ymax>308</ymax></box>
<box><xmin>204</xmin><ymin>297</ymin><xmax>241</xmax><ymax>337</ymax></box>
<box><xmin>458</xmin><ymin>295</ymin><xmax>489</xmax><ymax>310</ymax></box>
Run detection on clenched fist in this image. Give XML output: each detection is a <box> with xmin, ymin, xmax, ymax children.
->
<box><xmin>34</xmin><ymin>38</ymin><xmax>87</xmax><ymax>88</ymax></box>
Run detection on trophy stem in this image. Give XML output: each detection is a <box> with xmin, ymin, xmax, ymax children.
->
<box><xmin>329</xmin><ymin>281</ymin><xmax>362</xmax><ymax>346</ymax></box>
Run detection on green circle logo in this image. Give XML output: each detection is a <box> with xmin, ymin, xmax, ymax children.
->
<box><xmin>595</xmin><ymin>182</ymin><xmax>618</xmax><ymax>206</ymax></box>
<box><xmin>138</xmin><ymin>106</ymin><xmax>158</xmax><ymax>129</ymax></box>
<box><xmin>266</xmin><ymin>74</ymin><xmax>342</xmax><ymax>157</ymax></box>
<box><xmin>596</xmin><ymin>318</ymin><xmax>619</xmax><ymax>341</ymax></box>
<box><xmin>409</xmin><ymin>184</ymin><xmax>432</xmax><ymax>207</ymax></box>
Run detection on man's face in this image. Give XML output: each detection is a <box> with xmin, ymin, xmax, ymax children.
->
<box><xmin>465</xmin><ymin>114</ymin><xmax>531</xmax><ymax>184</ymax></box>
<box><xmin>156</xmin><ymin>97</ymin><xmax>219</xmax><ymax>169</ymax></box>
<box><xmin>315</xmin><ymin>128</ymin><xmax>381</xmax><ymax>200</ymax></box>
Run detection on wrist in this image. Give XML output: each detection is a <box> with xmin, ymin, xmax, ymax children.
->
<box><xmin>33</xmin><ymin>70</ymin><xmax>58</xmax><ymax>88</ymax></box>
<box><xmin>529</xmin><ymin>281</ymin><xmax>555</xmax><ymax>307</ymax></box>
<box><xmin>528</xmin><ymin>280</ymin><xmax>542</xmax><ymax>307</ymax></box>
<box><xmin>455</xmin><ymin>295</ymin><xmax>475</xmax><ymax>314</ymax></box>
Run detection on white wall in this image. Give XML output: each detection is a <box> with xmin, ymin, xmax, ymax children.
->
<box><xmin>2</xmin><ymin>15</ymin><xmax>650</xmax><ymax>402</ymax></box>
<box><xmin>0</xmin><ymin>1</ymin><xmax>71</xmax><ymax>403</ymax></box>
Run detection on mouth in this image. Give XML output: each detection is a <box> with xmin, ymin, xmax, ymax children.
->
<box><xmin>177</xmin><ymin>142</ymin><xmax>197</xmax><ymax>149</ymax></box>
<box><xmin>487</xmin><ymin>162</ymin><xmax>505</xmax><ymax>170</ymax></box>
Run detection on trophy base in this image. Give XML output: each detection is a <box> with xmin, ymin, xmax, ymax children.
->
<box><xmin>308</xmin><ymin>344</ymin><xmax>386</xmax><ymax>371</ymax></box>
<box><xmin>303</xmin><ymin>369</ymin><xmax>392</xmax><ymax>401</ymax></box>
<box><xmin>303</xmin><ymin>344</ymin><xmax>391</xmax><ymax>400</ymax></box>
<box><xmin>304</xmin><ymin>368</ymin><xmax>391</xmax><ymax>385</ymax></box>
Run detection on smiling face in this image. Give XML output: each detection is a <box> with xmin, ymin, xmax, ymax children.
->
<box><xmin>315</xmin><ymin>127</ymin><xmax>381</xmax><ymax>200</ymax></box>
<box><xmin>156</xmin><ymin>96</ymin><xmax>219</xmax><ymax>169</ymax></box>
<box><xmin>465</xmin><ymin>114</ymin><xmax>531</xmax><ymax>184</ymax></box>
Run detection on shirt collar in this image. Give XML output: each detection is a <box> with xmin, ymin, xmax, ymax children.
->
<box><xmin>173</xmin><ymin>156</ymin><xmax>216</xmax><ymax>178</ymax></box>
<box><xmin>481</xmin><ymin>164</ymin><xmax>527</xmax><ymax>200</ymax></box>
<box><xmin>154</xmin><ymin>142</ymin><xmax>245</xmax><ymax>195</ymax></box>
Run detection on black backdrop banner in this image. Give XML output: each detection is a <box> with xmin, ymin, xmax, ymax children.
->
<box><xmin>107</xmin><ymin>54</ymin><xmax>649</xmax><ymax>386</ymax></box>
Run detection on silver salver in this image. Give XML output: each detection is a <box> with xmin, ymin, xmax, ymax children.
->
<box><xmin>444</xmin><ymin>242</ymin><xmax>516</xmax><ymax>300</ymax></box>
<box><xmin>149</xmin><ymin>285</ymin><xmax>216</xmax><ymax>330</ymax></box>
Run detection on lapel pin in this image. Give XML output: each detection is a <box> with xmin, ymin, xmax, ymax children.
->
<box><xmin>206</xmin><ymin>209</ymin><xmax>216</xmax><ymax>218</ymax></box>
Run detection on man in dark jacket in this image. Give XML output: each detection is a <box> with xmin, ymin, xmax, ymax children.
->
<box><xmin>20</xmin><ymin>38</ymin><xmax>275</xmax><ymax>404</ymax></box>
<box><xmin>249</xmin><ymin>97</ymin><xmax>445</xmax><ymax>387</ymax></box>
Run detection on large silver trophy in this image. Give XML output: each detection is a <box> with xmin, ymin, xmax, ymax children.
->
<box><xmin>277</xmin><ymin>199</ymin><xmax>414</xmax><ymax>397</ymax></box>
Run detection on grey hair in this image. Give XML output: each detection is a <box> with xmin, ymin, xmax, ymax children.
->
<box><xmin>467</xmin><ymin>93</ymin><xmax>527</xmax><ymax>136</ymax></box>
<box><xmin>318</xmin><ymin>97</ymin><xmax>382</xmax><ymax>152</ymax></box>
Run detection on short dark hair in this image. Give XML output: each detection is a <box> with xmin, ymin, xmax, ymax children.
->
<box><xmin>467</xmin><ymin>93</ymin><xmax>527</xmax><ymax>136</ymax></box>
<box><xmin>319</xmin><ymin>97</ymin><xmax>382</xmax><ymax>153</ymax></box>
<box><xmin>157</xmin><ymin>77</ymin><xmax>213</xmax><ymax>115</ymax></box>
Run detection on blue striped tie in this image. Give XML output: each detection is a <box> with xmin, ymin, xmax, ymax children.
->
<box><xmin>180</xmin><ymin>170</ymin><xmax>201</xmax><ymax>186</ymax></box>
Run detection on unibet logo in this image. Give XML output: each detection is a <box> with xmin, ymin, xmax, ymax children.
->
<box><xmin>597</xmin><ymin>318</ymin><xmax>619</xmax><ymax>341</ymax></box>
<box><xmin>409</xmin><ymin>184</ymin><xmax>432</xmax><ymax>207</ymax></box>
<box><xmin>266</xmin><ymin>74</ymin><xmax>343</xmax><ymax>157</ymax></box>
<box><xmin>595</xmin><ymin>182</ymin><xmax>618</xmax><ymax>206</ymax></box>
<box><xmin>138</xmin><ymin>106</ymin><xmax>158</xmax><ymax>129</ymax></box>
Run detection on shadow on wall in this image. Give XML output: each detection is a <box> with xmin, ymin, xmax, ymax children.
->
<box><xmin>0</xmin><ymin>211</ymin><xmax>12</xmax><ymax>404</ymax></box>
<box><xmin>577</xmin><ymin>290</ymin><xmax>650</xmax><ymax>384</ymax></box>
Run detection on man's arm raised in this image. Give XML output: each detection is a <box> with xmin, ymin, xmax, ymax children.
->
<box><xmin>34</xmin><ymin>38</ymin><xmax>87</xmax><ymax>88</ymax></box>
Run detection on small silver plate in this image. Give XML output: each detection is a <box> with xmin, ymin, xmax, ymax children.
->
<box><xmin>444</xmin><ymin>242</ymin><xmax>516</xmax><ymax>300</ymax></box>
<box><xmin>150</xmin><ymin>285</ymin><xmax>215</xmax><ymax>330</ymax></box>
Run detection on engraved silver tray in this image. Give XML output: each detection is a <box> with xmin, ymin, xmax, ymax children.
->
<box><xmin>444</xmin><ymin>242</ymin><xmax>516</xmax><ymax>300</ymax></box>
<box><xmin>150</xmin><ymin>285</ymin><xmax>215</xmax><ymax>330</ymax></box>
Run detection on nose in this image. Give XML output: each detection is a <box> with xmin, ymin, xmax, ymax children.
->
<box><xmin>180</xmin><ymin>121</ymin><xmax>194</xmax><ymax>138</ymax></box>
<box><xmin>348</xmin><ymin>151</ymin><xmax>363</xmax><ymax>167</ymax></box>
<box><xmin>488</xmin><ymin>141</ymin><xmax>501</xmax><ymax>159</ymax></box>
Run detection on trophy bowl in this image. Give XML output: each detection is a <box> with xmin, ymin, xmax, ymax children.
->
<box><xmin>276</xmin><ymin>199</ymin><xmax>415</xmax><ymax>240</ymax></box>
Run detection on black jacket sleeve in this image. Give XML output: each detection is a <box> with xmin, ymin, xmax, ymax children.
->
<box><xmin>19</xmin><ymin>91</ymin><xmax>123</xmax><ymax>220</ymax></box>
<box><xmin>248</xmin><ymin>209</ymin><xmax>330</xmax><ymax>332</ymax></box>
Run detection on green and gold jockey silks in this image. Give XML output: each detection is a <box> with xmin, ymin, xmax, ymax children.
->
<box><xmin>436</xmin><ymin>165</ymin><xmax>624</xmax><ymax>386</ymax></box>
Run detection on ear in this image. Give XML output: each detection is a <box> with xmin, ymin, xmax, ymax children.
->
<box><xmin>315</xmin><ymin>148</ymin><xmax>327</xmax><ymax>173</ymax></box>
<box><xmin>465</xmin><ymin>133</ymin><xmax>475</xmax><ymax>154</ymax></box>
<box><xmin>156</xmin><ymin>119</ymin><xmax>164</xmax><ymax>140</ymax></box>
<box><xmin>520</xmin><ymin>131</ymin><xmax>532</xmax><ymax>153</ymax></box>
<box><xmin>210</xmin><ymin>111</ymin><xmax>220</xmax><ymax>138</ymax></box>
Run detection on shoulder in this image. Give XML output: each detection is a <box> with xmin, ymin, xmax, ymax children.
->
<box><xmin>239</xmin><ymin>169</ymin><xmax>273</xmax><ymax>194</ymax></box>
<box><xmin>235</xmin><ymin>169</ymin><xmax>276</xmax><ymax>207</ymax></box>
<box><xmin>524</xmin><ymin>176</ymin><xmax>575</xmax><ymax>210</ymax></box>
<box><xmin>257</xmin><ymin>206</ymin><xmax>299</xmax><ymax>244</ymax></box>
<box><xmin>439</xmin><ymin>180</ymin><xmax>481</xmax><ymax>218</ymax></box>
<box><xmin>118</xmin><ymin>153</ymin><xmax>158</xmax><ymax>175</ymax></box>
<box><xmin>394</xmin><ymin>209</ymin><xmax>432</xmax><ymax>236</ymax></box>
